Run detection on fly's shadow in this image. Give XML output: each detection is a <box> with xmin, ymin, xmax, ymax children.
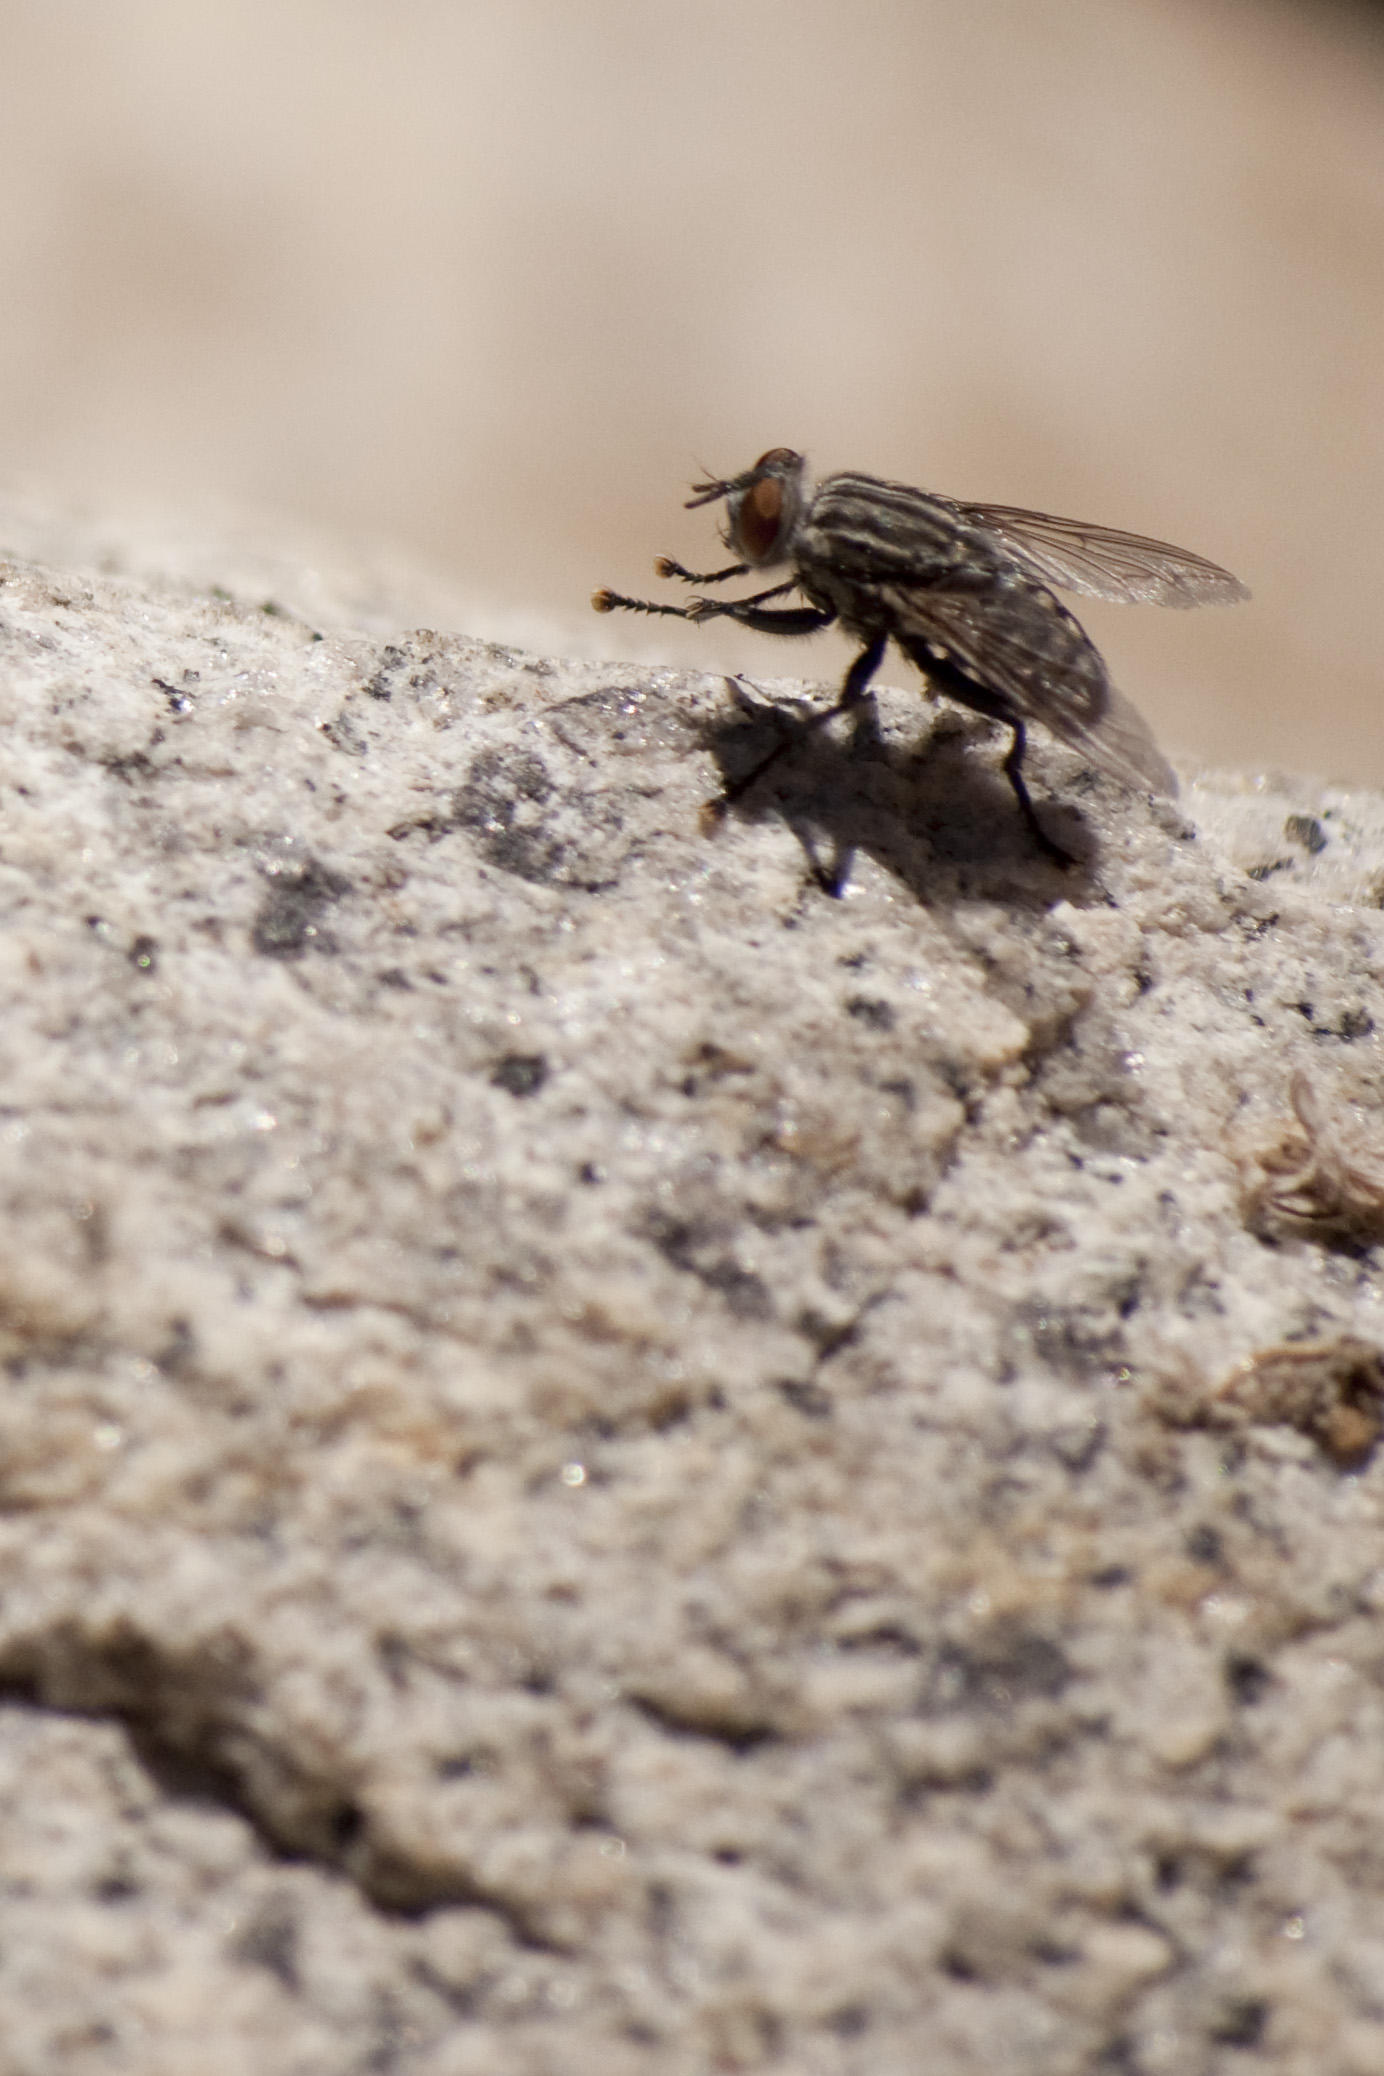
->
<box><xmin>700</xmin><ymin>677</ymin><xmax>1102</xmax><ymax>907</ymax></box>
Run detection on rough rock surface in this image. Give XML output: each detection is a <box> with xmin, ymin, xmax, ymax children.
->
<box><xmin>2</xmin><ymin>511</ymin><xmax>1384</xmax><ymax>2076</ymax></box>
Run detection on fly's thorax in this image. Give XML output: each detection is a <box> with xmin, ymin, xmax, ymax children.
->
<box><xmin>795</xmin><ymin>560</ymin><xmax>888</xmax><ymax>645</ymax></box>
<box><xmin>723</xmin><ymin>449</ymin><xmax>810</xmax><ymax>569</ymax></box>
<box><xmin>804</xmin><ymin>473</ymin><xmax>1012</xmax><ymax>584</ymax></box>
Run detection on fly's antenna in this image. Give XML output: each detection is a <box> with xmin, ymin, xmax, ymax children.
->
<box><xmin>686</xmin><ymin>464</ymin><xmax>757</xmax><ymax>509</ymax></box>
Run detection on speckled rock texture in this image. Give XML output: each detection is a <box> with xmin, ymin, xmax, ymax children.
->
<box><xmin>2</xmin><ymin>509</ymin><xmax>1384</xmax><ymax>2076</ymax></box>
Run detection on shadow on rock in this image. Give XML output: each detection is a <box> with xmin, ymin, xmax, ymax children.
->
<box><xmin>700</xmin><ymin>686</ymin><xmax>1106</xmax><ymax>908</ymax></box>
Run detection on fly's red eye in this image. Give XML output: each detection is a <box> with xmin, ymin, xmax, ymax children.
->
<box><xmin>737</xmin><ymin>475</ymin><xmax>784</xmax><ymax>561</ymax></box>
<box><xmin>750</xmin><ymin>478</ymin><xmax>783</xmax><ymax>525</ymax></box>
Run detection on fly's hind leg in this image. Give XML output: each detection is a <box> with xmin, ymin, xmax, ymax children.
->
<box><xmin>1000</xmin><ymin>720</ymin><xmax>1076</xmax><ymax>867</ymax></box>
<box><xmin>903</xmin><ymin>641</ymin><xmax>1075</xmax><ymax>867</ymax></box>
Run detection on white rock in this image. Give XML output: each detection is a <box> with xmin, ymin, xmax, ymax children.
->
<box><xmin>1</xmin><ymin>497</ymin><xmax>1382</xmax><ymax>2072</ymax></box>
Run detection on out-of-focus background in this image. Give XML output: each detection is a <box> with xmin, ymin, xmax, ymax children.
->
<box><xmin>0</xmin><ymin>0</ymin><xmax>1381</xmax><ymax>779</ymax></box>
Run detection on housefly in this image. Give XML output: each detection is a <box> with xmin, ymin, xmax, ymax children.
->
<box><xmin>592</xmin><ymin>448</ymin><xmax>1248</xmax><ymax>862</ymax></box>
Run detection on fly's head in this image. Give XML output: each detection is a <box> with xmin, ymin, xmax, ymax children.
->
<box><xmin>686</xmin><ymin>448</ymin><xmax>807</xmax><ymax>568</ymax></box>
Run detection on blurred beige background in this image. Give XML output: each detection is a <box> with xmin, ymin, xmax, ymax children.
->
<box><xmin>1</xmin><ymin>0</ymin><xmax>1381</xmax><ymax>779</ymax></box>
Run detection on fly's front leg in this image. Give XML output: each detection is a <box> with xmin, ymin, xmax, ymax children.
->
<box><xmin>592</xmin><ymin>587</ymin><xmax>697</xmax><ymax>620</ymax></box>
<box><xmin>683</xmin><ymin>584</ymin><xmax>813</xmax><ymax>628</ymax></box>
<box><xmin>654</xmin><ymin>557</ymin><xmax>748</xmax><ymax>586</ymax></box>
<box><xmin>590</xmin><ymin>581</ymin><xmax>807</xmax><ymax>626</ymax></box>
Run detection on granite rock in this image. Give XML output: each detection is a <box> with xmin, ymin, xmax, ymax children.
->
<box><xmin>1</xmin><ymin>510</ymin><xmax>1383</xmax><ymax>2074</ymax></box>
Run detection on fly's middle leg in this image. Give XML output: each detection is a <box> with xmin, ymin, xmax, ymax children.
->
<box><xmin>715</xmin><ymin>633</ymin><xmax>887</xmax><ymax>811</ymax></box>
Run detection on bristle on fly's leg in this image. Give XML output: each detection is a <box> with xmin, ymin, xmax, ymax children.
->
<box><xmin>591</xmin><ymin>587</ymin><xmax>692</xmax><ymax>619</ymax></box>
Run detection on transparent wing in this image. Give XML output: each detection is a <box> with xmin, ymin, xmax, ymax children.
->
<box><xmin>1048</xmin><ymin>680</ymin><xmax>1180</xmax><ymax>798</ymax></box>
<box><xmin>885</xmin><ymin>579</ymin><xmax>1179</xmax><ymax>798</ymax></box>
<box><xmin>957</xmin><ymin>502</ymin><xmax>1249</xmax><ymax>609</ymax></box>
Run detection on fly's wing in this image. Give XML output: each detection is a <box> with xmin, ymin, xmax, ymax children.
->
<box><xmin>884</xmin><ymin>576</ymin><xmax>1179</xmax><ymax>798</ymax></box>
<box><xmin>1055</xmin><ymin>680</ymin><xmax>1180</xmax><ymax>799</ymax></box>
<box><xmin>957</xmin><ymin>502</ymin><xmax>1249</xmax><ymax>609</ymax></box>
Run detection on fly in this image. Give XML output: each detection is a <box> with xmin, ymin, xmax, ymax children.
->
<box><xmin>593</xmin><ymin>448</ymin><xmax>1248</xmax><ymax>864</ymax></box>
